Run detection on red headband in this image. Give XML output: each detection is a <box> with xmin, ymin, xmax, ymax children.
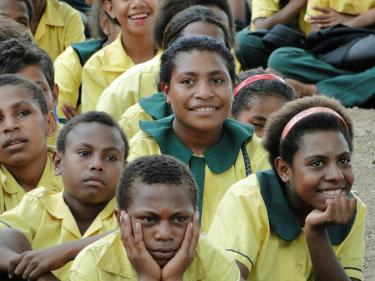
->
<box><xmin>233</xmin><ymin>74</ymin><xmax>285</xmax><ymax>97</ymax></box>
<box><xmin>281</xmin><ymin>107</ymin><xmax>349</xmax><ymax>141</ymax></box>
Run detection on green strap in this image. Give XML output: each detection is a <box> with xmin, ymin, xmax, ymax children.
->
<box><xmin>189</xmin><ymin>156</ymin><xmax>205</xmax><ymax>223</ymax></box>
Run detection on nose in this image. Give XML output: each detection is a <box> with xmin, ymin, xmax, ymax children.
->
<box><xmin>130</xmin><ymin>0</ymin><xmax>147</xmax><ymax>8</ymax></box>
<box><xmin>194</xmin><ymin>81</ymin><xmax>214</xmax><ymax>100</ymax></box>
<box><xmin>155</xmin><ymin>221</ymin><xmax>174</xmax><ymax>241</ymax></box>
<box><xmin>90</xmin><ymin>155</ymin><xmax>104</xmax><ymax>171</ymax></box>
<box><xmin>325</xmin><ymin>163</ymin><xmax>345</xmax><ymax>181</ymax></box>
<box><xmin>2</xmin><ymin>116</ymin><xmax>18</xmax><ymax>133</ymax></box>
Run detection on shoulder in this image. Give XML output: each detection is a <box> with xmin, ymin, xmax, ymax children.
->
<box><xmin>128</xmin><ymin>131</ymin><xmax>160</xmax><ymax>161</ymax></box>
<box><xmin>52</xmin><ymin>0</ymin><xmax>82</xmax><ymax>21</ymax></box>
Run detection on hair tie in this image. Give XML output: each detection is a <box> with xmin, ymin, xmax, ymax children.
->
<box><xmin>281</xmin><ymin>107</ymin><xmax>349</xmax><ymax>141</ymax></box>
<box><xmin>233</xmin><ymin>74</ymin><xmax>285</xmax><ymax>97</ymax></box>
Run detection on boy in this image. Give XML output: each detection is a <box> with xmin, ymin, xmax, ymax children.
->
<box><xmin>0</xmin><ymin>110</ymin><xmax>128</xmax><ymax>280</ymax></box>
<box><xmin>0</xmin><ymin>0</ymin><xmax>33</xmax><ymax>28</ymax></box>
<box><xmin>0</xmin><ymin>15</ymin><xmax>32</xmax><ymax>42</ymax></box>
<box><xmin>0</xmin><ymin>74</ymin><xmax>61</xmax><ymax>214</ymax></box>
<box><xmin>70</xmin><ymin>154</ymin><xmax>241</xmax><ymax>281</ymax></box>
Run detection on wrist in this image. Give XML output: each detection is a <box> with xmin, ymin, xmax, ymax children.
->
<box><xmin>304</xmin><ymin>223</ymin><xmax>328</xmax><ymax>239</ymax></box>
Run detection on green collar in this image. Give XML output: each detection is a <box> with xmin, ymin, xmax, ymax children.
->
<box><xmin>256</xmin><ymin>170</ymin><xmax>356</xmax><ymax>245</ymax></box>
<box><xmin>139</xmin><ymin>92</ymin><xmax>173</xmax><ymax>120</ymax></box>
<box><xmin>139</xmin><ymin>116</ymin><xmax>254</xmax><ymax>173</ymax></box>
<box><xmin>71</xmin><ymin>39</ymin><xmax>105</xmax><ymax>66</ymax></box>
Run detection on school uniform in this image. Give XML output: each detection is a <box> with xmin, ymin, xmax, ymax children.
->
<box><xmin>55</xmin><ymin>39</ymin><xmax>105</xmax><ymax>122</ymax></box>
<box><xmin>35</xmin><ymin>0</ymin><xmax>85</xmax><ymax>61</ymax></box>
<box><xmin>208</xmin><ymin>169</ymin><xmax>366</xmax><ymax>281</ymax></box>
<box><xmin>70</xmin><ymin>230</ymin><xmax>241</xmax><ymax>281</ymax></box>
<box><xmin>0</xmin><ymin>187</ymin><xmax>117</xmax><ymax>281</ymax></box>
<box><xmin>128</xmin><ymin>116</ymin><xmax>270</xmax><ymax>232</ymax></box>
<box><xmin>0</xmin><ymin>148</ymin><xmax>63</xmax><ymax>214</ymax></box>
<box><xmin>118</xmin><ymin>92</ymin><xmax>172</xmax><ymax>140</ymax></box>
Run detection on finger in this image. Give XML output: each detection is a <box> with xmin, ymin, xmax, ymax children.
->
<box><xmin>7</xmin><ymin>255</ymin><xmax>23</xmax><ymax>278</ymax></box>
<box><xmin>29</xmin><ymin>264</ymin><xmax>46</xmax><ymax>280</ymax></box>
<box><xmin>312</xmin><ymin>6</ymin><xmax>331</xmax><ymax>13</ymax></box>
<box><xmin>133</xmin><ymin>222</ymin><xmax>145</xmax><ymax>249</ymax></box>
<box><xmin>122</xmin><ymin>212</ymin><xmax>136</xmax><ymax>252</ymax></box>
<box><xmin>21</xmin><ymin>260</ymin><xmax>37</xmax><ymax>280</ymax></box>
<box><xmin>189</xmin><ymin>212</ymin><xmax>200</xmax><ymax>255</ymax></box>
<box><xmin>13</xmin><ymin>255</ymin><xmax>30</xmax><ymax>277</ymax></box>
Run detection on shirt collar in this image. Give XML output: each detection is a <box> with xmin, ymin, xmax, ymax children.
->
<box><xmin>101</xmin><ymin>33</ymin><xmax>134</xmax><ymax>72</ymax></box>
<box><xmin>41</xmin><ymin>0</ymin><xmax>65</xmax><ymax>27</ymax></box>
<box><xmin>140</xmin><ymin>116</ymin><xmax>254</xmax><ymax>173</ymax></box>
<box><xmin>139</xmin><ymin>92</ymin><xmax>173</xmax><ymax>120</ymax></box>
<box><xmin>256</xmin><ymin>169</ymin><xmax>356</xmax><ymax>245</ymax></box>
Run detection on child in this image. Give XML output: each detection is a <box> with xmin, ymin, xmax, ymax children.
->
<box><xmin>0</xmin><ymin>74</ymin><xmax>61</xmax><ymax>214</ymax></box>
<box><xmin>81</xmin><ymin>0</ymin><xmax>159</xmax><ymax>112</ymax></box>
<box><xmin>0</xmin><ymin>15</ymin><xmax>31</xmax><ymax>42</ymax></box>
<box><xmin>0</xmin><ymin>110</ymin><xmax>128</xmax><ymax>280</ymax></box>
<box><xmin>118</xmin><ymin>5</ymin><xmax>232</xmax><ymax>139</ymax></box>
<box><xmin>129</xmin><ymin>36</ymin><xmax>270</xmax><ymax>232</ymax></box>
<box><xmin>0</xmin><ymin>0</ymin><xmax>33</xmax><ymax>27</ymax></box>
<box><xmin>208</xmin><ymin>96</ymin><xmax>366</xmax><ymax>281</ymax></box>
<box><xmin>96</xmin><ymin>0</ymin><xmax>235</xmax><ymax>121</ymax></box>
<box><xmin>70</xmin><ymin>154</ymin><xmax>241</xmax><ymax>281</ymax></box>
<box><xmin>232</xmin><ymin>68</ymin><xmax>296</xmax><ymax>138</ymax></box>
<box><xmin>30</xmin><ymin>0</ymin><xmax>85</xmax><ymax>61</ymax></box>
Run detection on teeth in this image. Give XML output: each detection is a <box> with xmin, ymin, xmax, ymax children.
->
<box><xmin>130</xmin><ymin>13</ymin><xmax>148</xmax><ymax>20</ymax></box>
<box><xmin>320</xmin><ymin>189</ymin><xmax>344</xmax><ymax>196</ymax></box>
<box><xmin>194</xmin><ymin>107</ymin><xmax>216</xmax><ymax>112</ymax></box>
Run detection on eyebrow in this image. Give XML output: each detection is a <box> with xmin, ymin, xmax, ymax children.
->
<box><xmin>74</xmin><ymin>143</ymin><xmax>122</xmax><ymax>152</ymax></box>
<box><xmin>180</xmin><ymin>70</ymin><xmax>227</xmax><ymax>76</ymax></box>
<box><xmin>304</xmin><ymin>151</ymin><xmax>351</xmax><ymax>159</ymax></box>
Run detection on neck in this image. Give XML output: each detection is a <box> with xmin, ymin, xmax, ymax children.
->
<box><xmin>284</xmin><ymin>186</ymin><xmax>312</xmax><ymax>226</ymax></box>
<box><xmin>63</xmin><ymin>191</ymin><xmax>108</xmax><ymax>235</ymax></box>
<box><xmin>31</xmin><ymin>0</ymin><xmax>46</xmax><ymax>34</ymax></box>
<box><xmin>173</xmin><ymin>119</ymin><xmax>223</xmax><ymax>155</ymax></box>
<box><xmin>5</xmin><ymin>148</ymin><xmax>48</xmax><ymax>192</ymax></box>
<box><xmin>121</xmin><ymin>32</ymin><xmax>156</xmax><ymax>64</ymax></box>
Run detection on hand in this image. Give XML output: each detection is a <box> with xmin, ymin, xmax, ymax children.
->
<box><xmin>162</xmin><ymin>211</ymin><xmax>200</xmax><ymax>281</ymax></box>
<box><xmin>37</xmin><ymin>272</ymin><xmax>60</xmax><ymax>281</ymax></box>
<box><xmin>308</xmin><ymin>7</ymin><xmax>355</xmax><ymax>29</ymax></box>
<box><xmin>119</xmin><ymin>211</ymin><xmax>161</xmax><ymax>281</ymax></box>
<box><xmin>305</xmin><ymin>196</ymin><xmax>357</xmax><ymax>232</ymax></box>
<box><xmin>8</xmin><ymin>247</ymin><xmax>69</xmax><ymax>280</ymax></box>
<box><xmin>61</xmin><ymin>104</ymin><xmax>78</xmax><ymax>120</ymax></box>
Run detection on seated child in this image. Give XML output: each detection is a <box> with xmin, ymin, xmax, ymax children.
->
<box><xmin>208</xmin><ymin>96</ymin><xmax>366</xmax><ymax>281</ymax></box>
<box><xmin>70</xmin><ymin>154</ymin><xmax>241</xmax><ymax>281</ymax></box>
<box><xmin>231</xmin><ymin>68</ymin><xmax>296</xmax><ymax>138</ymax></box>
<box><xmin>118</xmin><ymin>5</ymin><xmax>232</xmax><ymax>139</ymax></box>
<box><xmin>0</xmin><ymin>0</ymin><xmax>33</xmax><ymax>28</ymax></box>
<box><xmin>0</xmin><ymin>74</ymin><xmax>61</xmax><ymax>214</ymax></box>
<box><xmin>129</xmin><ymin>36</ymin><xmax>270</xmax><ymax>232</ymax></box>
<box><xmin>0</xmin><ymin>110</ymin><xmax>128</xmax><ymax>280</ymax></box>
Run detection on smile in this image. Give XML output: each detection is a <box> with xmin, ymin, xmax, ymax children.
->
<box><xmin>318</xmin><ymin>188</ymin><xmax>347</xmax><ymax>197</ymax></box>
<box><xmin>128</xmin><ymin>13</ymin><xmax>149</xmax><ymax>20</ymax></box>
<box><xmin>191</xmin><ymin>107</ymin><xmax>218</xmax><ymax>112</ymax></box>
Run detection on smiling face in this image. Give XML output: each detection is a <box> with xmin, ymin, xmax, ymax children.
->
<box><xmin>55</xmin><ymin>122</ymin><xmax>126</xmax><ymax>205</ymax></box>
<box><xmin>0</xmin><ymin>0</ymin><xmax>30</xmax><ymax>27</ymax></box>
<box><xmin>278</xmin><ymin>130</ymin><xmax>354</xmax><ymax>214</ymax></box>
<box><xmin>126</xmin><ymin>182</ymin><xmax>194</xmax><ymax>267</ymax></box>
<box><xmin>162</xmin><ymin>50</ymin><xmax>233</xmax><ymax>134</ymax></box>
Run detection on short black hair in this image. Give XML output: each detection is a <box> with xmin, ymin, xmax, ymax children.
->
<box><xmin>153</xmin><ymin>0</ymin><xmax>235</xmax><ymax>49</ymax></box>
<box><xmin>232</xmin><ymin>68</ymin><xmax>296</xmax><ymax>118</ymax></box>
<box><xmin>0</xmin><ymin>16</ymin><xmax>32</xmax><ymax>42</ymax></box>
<box><xmin>162</xmin><ymin>5</ymin><xmax>231</xmax><ymax>49</ymax></box>
<box><xmin>117</xmin><ymin>155</ymin><xmax>197</xmax><ymax>210</ymax></box>
<box><xmin>263</xmin><ymin>96</ymin><xmax>354</xmax><ymax>171</ymax></box>
<box><xmin>56</xmin><ymin>111</ymin><xmax>129</xmax><ymax>160</ymax></box>
<box><xmin>160</xmin><ymin>35</ymin><xmax>235</xmax><ymax>86</ymax></box>
<box><xmin>0</xmin><ymin>74</ymin><xmax>48</xmax><ymax>115</ymax></box>
<box><xmin>0</xmin><ymin>38</ymin><xmax>54</xmax><ymax>90</ymax></box>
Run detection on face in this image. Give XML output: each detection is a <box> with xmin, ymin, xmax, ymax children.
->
<box><xmin>180</xmin><ymin>21</ymin><xmax>226</xmax><ymax>46</ymax></box>
<box><xmin>277</xmin><ymin>131</ymin><xmax>354</xmax><ymax>213</ymax></box>
<box><xmin>236</xmin><ymin>95</ymin><xmax>287</xmax><ymax>138</ymax></box>
<box><xmin>0</xmin><ymin>0</ymin><xmax>30</xmax><ymax>27</ymax></box>
<box><xmin>55</xmin><ymin>122</ymin><xmax>125</xmax><ymax>205</ymax></box>
<box><xmin>0</xmin><ymin>85</ymin><xmax>54</xmax><ymax>167</ymax></box>
<box><xmin>124</xmin><ymin>182</ymin><xmax>194</xmax><ymax>267</ymax></box>
<box><xmin>105</xmin><ymin>0</ymin><xmax>157</xmax><ymax>35</ymax></box>
<box><xmin>162</xmin><ymin>50</ymin><xmax>233</xmax><ymax>133</ymax></box>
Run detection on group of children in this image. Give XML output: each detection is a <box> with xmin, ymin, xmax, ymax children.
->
<box><xmin>0</xmin><ymin>0</ymin><xmax>368</xmax><ymax>280</ymax></box>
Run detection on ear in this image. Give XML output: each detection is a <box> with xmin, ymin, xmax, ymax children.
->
<box><xmin>274</xmin><ymin>156</ymin><xmax>291</xmax><ymax>183</ymax></box>
<box><xmin>103</xmin><ymin>0</ymin><xmax>115</xmax><ymax>19</ymax></box>
<box><xmin>114</xmin><ymin>207</ymin><xmax>121</xmax><ymax>225</ymax></box>
<box><xmin>52</xmin><ymin>83</ymin><xmax>59</xmax><ymax>106</ymax></box>
<box><xmin>52</xmin><ymin>151</ymin><xmax>62</xmax><ymax>176</ymax></box>
<box><xmin>160</xmin><ymin>82</ymin><xmax>171</xmax><ymax>103</ymax></box>
<box><xmin>45</xmin><ymin>111</ymin><xmax>57</xmax><ymax>137</ymax></box>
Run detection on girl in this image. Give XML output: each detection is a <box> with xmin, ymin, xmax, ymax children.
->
<box><xmin>129</xmin><ymin>36</ymin><xmax>270</xmax><ymax>232</ymax></box>
<box><xmin>232</xmin><ymin>68</ymin><xmax>296</xmax><ymax>138</ymax></box>
<box><xmin>81</xmin><ymin>0</ymin><xmax>159</xmax><ymax>112</ymax></box>
<box><xmin>209</xmin><ymin>96</ymin><xmax>366</xmax><ymax>281</ymax></box>
<box><xmin>118</xmin><ymin>5</ymin><xmax>232</xmax><ymax>139</ymax></box>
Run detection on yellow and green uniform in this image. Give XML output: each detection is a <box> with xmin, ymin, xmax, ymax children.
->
<box><xmin>129</xmin><ymin>116</ymin><xmax>270</xmax><ymax>232</ymax></box>
<box><xmin>208</xmin><ymin>169</ymin><xmax>366</xmax><ymax>281</ymax></box>
<box><xmin>70</xmin><ymin>231</ymin><xmax>240</xmax><ymax>281</ymax></box>
<box><xmin>118</xmin><ymin>92</ymin><xmax>172</xmax><ymax>140</ymax></box>
<box><xmin>34</xmin><ymin>0</ymin><xmax>85</xmax><ymax>61</ymax></box>
<box><xmin>55</xmin><ymin>39</ymin><xmax>105</xmax><ymax>122</ymax></box>
<box><xmin>0</xmin><ymin>148</ymin><xmax>63</xmax><ymax>214</ymax></box>
<box><xmin>0</xmin><ymin>187</ymin><xmax>117</xmax><ymax>281</ymax></box>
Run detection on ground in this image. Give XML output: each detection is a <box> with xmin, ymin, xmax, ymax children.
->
<box><xmin>349</xmin><ymin>108</ymin><xmax>375</xmax><ymax>280</ymax></box>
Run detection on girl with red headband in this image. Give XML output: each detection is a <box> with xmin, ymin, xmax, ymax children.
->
<box><xmin>209</xmin><ymin>96</ymin><xmax>366</xmax><ymax>281</ymax></box>
<box><xmin>232</xmin><ymin>68</ymin><xmax>296</xmax><ymax>138</ymax></box>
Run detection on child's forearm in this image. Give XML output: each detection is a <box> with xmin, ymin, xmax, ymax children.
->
<box><xmin>345</xmin><ymin>8</ymin><xmax>375</xmax><ymax>28</ymax></box>
<box><xmin>304</xmin><ymin>225</ymin><xmax>351</xmax><ymax>281</ymax></box>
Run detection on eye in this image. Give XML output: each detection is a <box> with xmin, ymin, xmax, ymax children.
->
<box><xmin>181</xmin><ymin>79</ymin><xmax>194</xmax><ymax>86</ymax></box>
<box><xmin>310</xmin><ymin>159</ymin><xmax>324</xmax><ymax>167</ymax></box>
<box><xmin>249</xmin><ymin>121</ymin><xmax>265</xmax><ymax>129</ymax></box>
<box><xmin>173</xmin><ymin>216</ymin><xmax>188</xmax><ymax>224</ymax></box>
<box><xmin>105</xmin><ymin>154</ymin><xmax>118</xmax><ymax>162</ymax></box>
<box><xmin>78</xmin><ymin>150</ymin><xmax>90</xmax><ymax>157</ymax></box>
<box><xmin>211</xmin><ymin>77</ymin><xmax>225</xmax><ymax>84</ymax></box>
<box><xmin>339</xmin><ymin>157</ymin><xmax>351</xmax><ymax>167</ymax></box>
<box><xmin>17</xmin><ymin>110</ymin><xmax>31</xmax><ymax>117</ymax></box>
<box><xmin>142</xmin><ymin>216</ymin><xmax>157</xmax><ymax>225</ymax></box>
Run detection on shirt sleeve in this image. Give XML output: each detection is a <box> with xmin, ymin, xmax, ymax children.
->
<box><xmin>252</xmin><ymin>0</ymin><xmax>280</xmax><ymax>21</ymax></box>
<box><xmin>64</xmin><ymin>8</ymin><xmax>85</xmax><ymax>48</ymax></box>
<box><xmin>70</xmin><ymin>246</ymin><xmax>100</xmax><ymax>281</ymax></box>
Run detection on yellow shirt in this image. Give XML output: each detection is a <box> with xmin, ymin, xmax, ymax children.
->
<box><xmin>82</xmin><ymin>34</ymin><xmax>139</xmax><ymax>112</ymax></box>
<box><xmin>0</xmin><ymin>148</ymin><xmax>63</xmax><ymax>214</ymax></box>
<box><xmin>208</xmin><ymin>170</ymin><xmax>366</xmax><ymax>281</ymax></box>
<box><xmin>251</xmin><ymin>0</ymin><xmax>312</xmax><ymax>35</ymax></box>
<box><xmin>70</xmin><ymin>230</ymin><xmax>240</xmax><ymax>281</ymax></box>
<box><xmin>34</xmin><ymin>0</ymin><xmax>85</xmax><ymax>61</ymax></box>
<box><xmin>0</xmin><ymin>187</ymin><xmax>117</xmax><ymax>281</ymax></box>
<box><xmin>129</xmin><ymin>117</ymin><xmax>270</xmax><ymax>232</ymax></box>
<box><xmin>96</xmin><ymin>54</ymin><xmax>161</xmax><ymax>120</ymax></box>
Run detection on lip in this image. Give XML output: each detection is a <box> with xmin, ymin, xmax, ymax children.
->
<box><xmin>83</xmin><ymin>175</ymin><xmax>105</xmax><ymax>188</ymax></box>
<box><xmin>128</xmin><ymin>12</ymin><xmax>150</xmax><ymax>21</ymax></box>
<box><xmin>317</xmin><ymin>187</ymin><xmax>348</xmax><ymax>197</ymax></box>
<box><xmin>188</xmin><ymin>106</ymin><xmax>219</xmax><ymax>113</ymax></box>
<box><xmin>2</xmin><ymin>137</ymin><xmax>28</xmax><ymax>150</ymax></box>
<box><xmin>150</xmin><ymin>249</ymin><xmax>177</xmax><ymax>260</ymax></box>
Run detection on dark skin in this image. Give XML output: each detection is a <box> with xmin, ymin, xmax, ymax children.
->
<box><xmin>30</xmin><ymin>0</ymin><xmax>46</xmax><ymax>34</ymax></box>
